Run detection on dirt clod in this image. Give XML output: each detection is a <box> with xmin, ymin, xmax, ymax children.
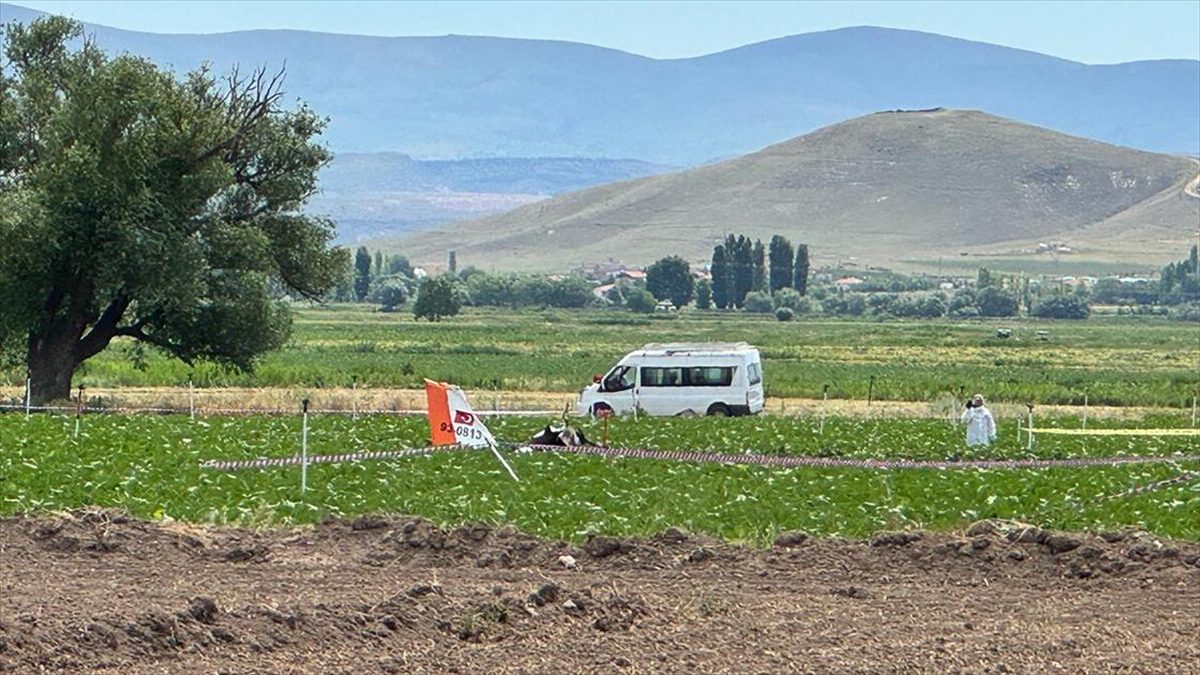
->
<box><xmin>350</xmin><ymin>516</ymin><xmax>390</xmax><ymax>531</ymax></box>
<box><xmin>186</xmin><ymin>597</ymin><xmax>219</xmax><ymax>624</ymax></box>
<box><xmin>870</xmin><ymin>531</ymin><xmax>923</xmax><ymax>547</ymax></box>
<box><xmin>831</xmin><ymin>586</ymin><xmax>872</xmax><ymax>600</ymax></box>
<box><xmin>965</xmin><ymin>520</ymin><xmax>998</xmax><ymax>537</ymax></box>
<box><xmin>583</xmin><ymin>535</ymin><xmax>628</xmax><ymax>558</ymax></box>
<box><xmin>1045</xmin><ymin>534</ymin><xmax>1083</xmax><ymax>555</ymax></box>
<box><xmin>529</xmin><ymin>583</ymin><xmax>560</xmax><ymax>607</ymax></box>
<box><xmin>773</xmin><ymin>531</ymin><xmax>809</xmax><ymax>547</ymax></box>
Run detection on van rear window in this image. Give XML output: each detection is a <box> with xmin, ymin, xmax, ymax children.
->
<box><xmin>747</xmin><ymin>362</ymin><xmax>762</xmax><ymax>385</ymax></box>
<box><xmin>641</xmin><ymin>366</ymin><xmax>733</xmax><ymax>387</ymax></box>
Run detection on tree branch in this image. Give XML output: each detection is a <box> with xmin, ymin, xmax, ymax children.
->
<box><xmin>113</xmin><ymin>322</ymin><xmax>195</xmax><ymax>367</ymax></box>
<box><xmin>75</xmin><ymin>293</ymin><xmax>130</xmax><ymax>361</ymax></box>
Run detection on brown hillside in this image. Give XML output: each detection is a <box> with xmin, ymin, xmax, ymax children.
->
<box><xmin>395</xmin><ymin>110</ymin><xmax>1199</xmax><ymax>271</ymax></box>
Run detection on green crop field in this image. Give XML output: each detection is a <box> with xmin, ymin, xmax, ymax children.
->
<box><xmin>2</xmin><ymin>413</ymin><xmax>1196</xmax><ymax>542</ymax></box>
<box><xmin>5</xmin><ymin>305</ymin><xmax>1197</xmax><ymax>408</ymax></box>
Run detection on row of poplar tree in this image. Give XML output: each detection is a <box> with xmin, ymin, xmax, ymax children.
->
<box><xmin>710</xmin><ymin>234</ymin><xmax>809</xmax><ymax>309</ymax></box>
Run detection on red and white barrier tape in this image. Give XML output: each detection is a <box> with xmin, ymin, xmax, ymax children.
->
<box><xmin>201</xmin><ymin>444</ymin><xmax>474</xmax><ymax>470</ymax></box>
<box><xmin>200</xmin><ymin>440</ymin><xmax>1200</xmax><ymax>473</ymax></box>
<box><xmin>0</xmin><ymin>403</ymin><xmax>558</xmax><ymax>417</ymax></box>
<box><xmin>515</xmin><ymin>443</ymin><xmax>1200</xmax><ymax>471</ymax></box>
<box><xmin>1105</xmin><ymin>471</ymin><xmax>1200</xmax><ymax>499</ymax></box>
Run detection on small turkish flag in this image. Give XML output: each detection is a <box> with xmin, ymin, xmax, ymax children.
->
<box><xmin>454</xmin><ymin>410</ymin><xmax>475</xmax><ymax>425</ymax></box>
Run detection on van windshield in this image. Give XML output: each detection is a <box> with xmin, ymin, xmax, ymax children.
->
<box><xmin>602</xmin><ymin>366</ymin><xmax>635</xmax><ymax>392</ymax></box>
<box><xmin>747</xmin><ymin>362</ymin><xmax>762</xmax><ymax>385</ymax></box>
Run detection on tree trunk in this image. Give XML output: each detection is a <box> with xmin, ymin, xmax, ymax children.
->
<box><xmin>27</xmin><ymin>335</ymin><xmax>82</xmax><ymax>405</ymax></box>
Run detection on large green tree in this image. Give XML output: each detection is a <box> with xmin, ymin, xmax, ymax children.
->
<box><xmin>0</xmin><ymin>18</ymin><xmax>346</xmax><ymax>403</ymax></box>
<box><xmin>752</xmin><ymin>239</ymin><xmax>767</xmax><ymax>293</ymax></box>
<box><xmin>645</xmin><ymin>255</ymin><xmax>694</xmax><ymax>308</ymax></box>
<box><xmin>793</xmin><ymin>244</ymin><xmax>810</xmax><ymax>296</ymax></box>
<box><xmin>353</xmin><ymin>246</ymin><xmax>372</xmax><ymax>301</ymax></box>
<box><xmin>727</xmin><ymin>234</ymin><xmax>754</xmax><ymax>308</ymax></box>
<box><xmin>412</xmin><ymin>275</ymin><xmax>463</xmax><ymax>321</ymax></box>
<box><xmin>710</xmin><ymin>244</ymin><xmax>731</xmax><ymax>309</ymax></box>
<box><xmin>768</xmin><ymin>235</ymin><xmax>794</xmax><ymax>293</ymax></box>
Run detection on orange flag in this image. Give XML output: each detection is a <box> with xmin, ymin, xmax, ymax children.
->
<box><xmin>424</xmin><ymin>380</ymin><xmax>456</xmax><ymax>445</ymax></box>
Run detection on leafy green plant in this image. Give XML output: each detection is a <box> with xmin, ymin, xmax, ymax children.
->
<box><xmin>1</xmin><ymin>413</ymin><xmax>1195</xmax><ymax>543</ymax></box>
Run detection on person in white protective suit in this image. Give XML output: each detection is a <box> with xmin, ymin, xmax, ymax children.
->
<box><xmin>961</xmin><ymin>394</ymin><xmax>997</xmax><ymax>446</ymax></box>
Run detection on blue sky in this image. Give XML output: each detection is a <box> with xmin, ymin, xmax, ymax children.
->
<box><xmin>7</xmin><ymin>0</ymin><xmax>1200</xmax><ymax>64</ymax></box>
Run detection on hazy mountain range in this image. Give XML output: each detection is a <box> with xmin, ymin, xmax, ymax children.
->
<box><xmin>3</xmin><ymin>3</ymin><xmax>1197</xmax><ymax>163</ymax></box>
<box><xmin>311</xmin><ymin>154</ymin><xmax>672</xmax><ymax>242</ymax></box>
<box><xmin>3</xmin><ymin>4</ymin><xmax>1196</xmax><ymax>267</ymax></box>
<box><xmin>395</xmin><ymin>110</ymin><xmax>1200</xmax><ymax>271</ymax></box>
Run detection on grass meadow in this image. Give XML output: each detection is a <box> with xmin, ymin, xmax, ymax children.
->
<box><xmin>2</xmin><ymin>305</ymin><xmax>1196</xmax><ymax>542</ymax></box>
<box><xmin>4</xmin><ymin>305</ymin><xmax>1197</xmax><ymax>408</ymax></box>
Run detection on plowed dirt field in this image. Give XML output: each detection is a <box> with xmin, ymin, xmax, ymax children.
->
<box><xmin>2</xmin><ymin>512</ymin><xmax>1197</xmax><ymax>674</ymax></box>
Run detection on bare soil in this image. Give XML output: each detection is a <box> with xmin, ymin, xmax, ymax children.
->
<box><xmin>1</xmin><ymin>511</ymin><xmax>1198</xmax><ymax>674</ymax></box>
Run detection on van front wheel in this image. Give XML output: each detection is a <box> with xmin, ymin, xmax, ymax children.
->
<box><xmin>706</xmin><ymin>403</ymin><xmax>730</xmax><ymax>417</ymax></box>
<box><xmin>591</xmin><ymin>403</ymin><xmax>614</xmax><ymax>418</ymax></box>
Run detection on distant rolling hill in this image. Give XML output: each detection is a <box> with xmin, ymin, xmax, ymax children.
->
<box><xmin>310</xmin><ymin>154</ymin><xmax>672</xmax><ymax>242</ymax></box>
<box><xmin>2</xmin><ymin>3</ymin><xmax>1197</xmax><ymax>164</ymax></box>
<box><xmin>394</xmin><ymin>110</ymin><xmax>1200</xmax><ymax>271</ymax></box>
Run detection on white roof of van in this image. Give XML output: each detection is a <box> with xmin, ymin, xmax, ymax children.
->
<box><xmin>636</xmin><ymin>342</ymin><xmax>757</xmax><ymax>356</ymax></box>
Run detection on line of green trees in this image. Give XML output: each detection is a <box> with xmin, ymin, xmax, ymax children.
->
<box><xmin>710</xmin><ymin>234</ymin><xmax>809</xmax><ymax>309</ymax></box>
<box><xmin>347</xmin><ymin>246</ymin><xmax>414</xmax><ymax>304</ymax></box>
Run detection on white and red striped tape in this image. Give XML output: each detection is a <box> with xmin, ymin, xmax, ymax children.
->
<box><xmin>200</xmin><ymin>444</ymin><xmax>474</xmax><ymax>470</ymax></box>
<box><xmin>516</xmin><ymin>443</ymin><xmax>1200</xmax><ymax>471</ymax></box>
<box><xmin>0</xmin><ymin>403</ymin><xmax>558</xmax><ymax>417</ymax></box>
<box><xmin>200</xmin><ymin>441</ymin><xmax>1200</xmax><ymax>473</ymax></box>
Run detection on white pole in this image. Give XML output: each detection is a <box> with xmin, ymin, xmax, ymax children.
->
<box><xmin>188</xmin><ymin>378</ymin><xmax>195</xmax><ymax>422</ymax></box>
<box><xmin>24</xmin><ymin>376</ymin><xmax>31</xmax><ymax>417</ymax></box>
<box><xmin>819</xmin><ymin>385</ymin><xmax>828</xmax><ymax>435</ymax></box>
<box><xmin>351</xmin><ymin>377</ymin><xmax>358</xmax><ymax>421</ymax></box>
<box><xmin>488</xmin><ymin>440</ymin><xmax>520</xmax><ymax>482</ymax></box>
<box><xmin>1082</xmin><ymin>394</ymin><xmax>1088</xmax><ymax>430</ymax></box>
<box><xmin>301</xmin><ymin>399</ymin><xmax>309</xmax><ymax>495</ymax></box>
<box><xmin>1026</xmin><ymin>407</ymin><xmax>1035</xmax><ymax>451</ymax></box>
<box><xmin>74</xmin><ymin>385</ymin><xmax>84</xmax><ymax>439</ymax></box>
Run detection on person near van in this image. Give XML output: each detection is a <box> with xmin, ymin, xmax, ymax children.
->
<box><xmin>961</xmin><ymin>394</ymin><xmax>996</xmax><ymax>446</ymax></box>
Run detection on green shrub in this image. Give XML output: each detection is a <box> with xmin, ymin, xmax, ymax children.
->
<box><xmin>743</xmin><ymin>291</ymin><xmax>774</xmax><ymax>313</ymax></box>
<box><xmin>624</xmin><ymin>288</ymin><xmax>656</xmax><ymax>314</ymax></box>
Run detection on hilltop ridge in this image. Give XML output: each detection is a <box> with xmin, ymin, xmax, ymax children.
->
<box><xmin>394</xmin><ymin>109</ymin><xmax>1199</xmax><ymax>270</ymax></box>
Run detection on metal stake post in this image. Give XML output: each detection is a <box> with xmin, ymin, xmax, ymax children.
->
<box><xmin>819</xmin><ymin>384</ymin><xmax>829</xmax><ymax>435</ymax></box>
<box><xmin>300</xmin><ymin>399</ymin><xmax>310</xmax><ymax>495</ymax></box>
<box><xmin>74</xmin><ymin>385</ymin><xmax>85</xmax><ymax>439</ymax></box>
<box><xmin>1082</xmin><ymin>393</ymin><xmax>1088</xmax><ymax>430</ymax></box>
<box><xmin>1026</xmin><ymin>404</ymin><xmax>1035</xmax><ymax>451</ymax></box>
<box><xmin>867</xmin><ymin>375</ymin><xmax>875</xmax><ymax>407</ymax></box>
<box><xmin>24</xmin><ymin>375</ymin><xmax>31</xmax><ymax>417</ymax></box>
<box><xmin>188</xmin><ymin>377</ymin><xmax>195</xmax><ymax>422</ymax></box>
<box><xmin>351</xmin><ymin>376</ymin><xmax>358</xmax><ymax>421</ymax></box>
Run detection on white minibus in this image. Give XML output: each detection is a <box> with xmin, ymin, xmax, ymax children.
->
<box><xmin>577</xmin><ymin>343</ymin><xmax>765</xmax><ymax>417</ymax></box>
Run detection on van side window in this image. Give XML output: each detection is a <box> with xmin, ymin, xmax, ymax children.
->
<box><xmin>684</xmin><ymin>367</ymin><xmax>733</xmax><ymax>387</ymax></box>
<box><xmin>602</xmin><ymin>366</ymin><xmax>634</xmax><ymax>392</ymax></box>
<box><xmin>747</xmin><ymin>362</ymin><xmax>762</xmax><ymax>385</ymax></box>
<box><xmin>640</xmin><ymin>367</ymin><xmax>683</xmax><ymax>387</ymax></box>
<box><xmin>642</xmin><ymin>366</ymin><xmax>733</xmax><ymax>387</ymax></box>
